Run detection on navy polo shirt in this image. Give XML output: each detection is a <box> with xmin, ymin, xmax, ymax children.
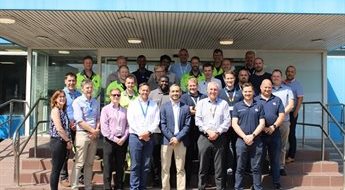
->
<box><xmin>232</xmin><ymin>99</ymin><xmax>265</xmax><ymax>135</ymax></box>
<box><xmin>254</xmin><ymin>95</ymin><xmax>285</xmax><ymax>127</ymax></box>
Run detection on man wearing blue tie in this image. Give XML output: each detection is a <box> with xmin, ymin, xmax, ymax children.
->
<box><xmin>160</xmin><ymin>84</ymin><xmax>191</xmax><ymax>190</ymax></box>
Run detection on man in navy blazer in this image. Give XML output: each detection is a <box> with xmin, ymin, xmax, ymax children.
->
<box><xmin>160</xmin><ymin>84</ymin><xmax>191</xmax><ymax>190</ymax></box>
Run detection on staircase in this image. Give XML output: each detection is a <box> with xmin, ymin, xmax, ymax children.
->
<box><xmin>1</xmin><ymin>136</ymin><xmax>344</xmax><ymax>190</ymax></box>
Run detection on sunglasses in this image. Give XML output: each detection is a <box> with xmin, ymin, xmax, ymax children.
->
<box><xmin>111</xmin><ymin>94</ymin><xmax>121</xmax><ymax>97</ymax></box>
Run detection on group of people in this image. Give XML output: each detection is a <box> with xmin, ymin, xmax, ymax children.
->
<box><xmin>48</xmin><ymin>49</ymin><xmax>304</xmax><ymax>190</ymax></box>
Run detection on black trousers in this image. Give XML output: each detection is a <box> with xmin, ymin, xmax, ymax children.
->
<box><xmin>103</xmin><ymin>137</ymin><xmax>128</xmax><ymax>190</ymax></box>
<box><xmin>198</xmin><ymin>134</ymin><xmax>226</xmax><ymax>190</ymax></box>
<box><xmin>50</xmin><ymin>137</ymin><xmax>67</xmax><ymax>190</ymax></box>
<box><xmin>60</xmin><ymin>130</ymin><xmax>75</xmax><ymax>180</ymax></box>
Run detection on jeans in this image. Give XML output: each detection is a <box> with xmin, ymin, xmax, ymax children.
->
<box><xmin>235</xmin><ymin>138</ymin><xmax>263</xmax><ymax>190</ymax></box>
<box><xmin>103</xmin><ymin>137</ymin><xmax>128</xmax><ymax>190</ymax></box>
<box><xmin>261</xmin><ymin>130</ymin><xmax>281</xmax><ymax>185</ymax></box>
<box><xmin>50</xmin><ymin>138</ymin><xmax>67</xmax><ymax>190</ymax></box>
<box><xmin>60</xmin><ymin>130</ymin><xmax>76</xmax><ymax>180</ymax></box>
<box><xmin>129</xmin><ymin>134</ymin><xmax>154</xmax><ymax>190</ymax></box>
<box><xmin>288</xmin><ymin>112</ymin><xmax>298</xmax><ymax>158</ymax></box>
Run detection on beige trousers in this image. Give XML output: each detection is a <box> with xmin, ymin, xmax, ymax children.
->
<box><xmin>280</xmin><ymin>121</ymin><xmax>290</xmax><ymax>168</ymax></box>
<box><xmin>71</xmin><ymin>131</ymin><xmax>98</xmax><ymax>190</ymax></box>
<box><xmin>161</xmin><ymin>142</ymin><xmax>187</xmax><ymax>190</ymax></box>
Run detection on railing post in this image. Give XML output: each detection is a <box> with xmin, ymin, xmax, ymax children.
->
<box><xmin>302</xmin><ymin>103</ymin><xmax>305</xmax><ymax>147</ymax></box>
<box><xmin>34</xmin><ymin>104</ymin><xmax>39</xmax><ymax>158</ymax></box>
<box><xmin>321</xmin><ymin>107</ymin><xmax>325</xmax><ymax>161</ymax></box>
<box><xmin>13</xmin><ymin>132</ymin><xmax>20</xmax><ymax>186</ymax></box>
<box><xmin>9</xmin><ymin>102</ymin><xmax>13</xmax><ymax>139</ymax></box>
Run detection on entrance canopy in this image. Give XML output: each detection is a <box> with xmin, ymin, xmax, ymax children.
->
<box><xmin>0</xmin><ymin>0</ymin><xmax>344</xmax><ymax>50</ymax></box>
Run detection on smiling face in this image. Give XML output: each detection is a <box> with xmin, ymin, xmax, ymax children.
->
<box><xmin>64</xmin><ymin>75</ymin><xmax>76</xmax><ymax>91</ymax></box>
<box><xmin>188</xmin><ymin>79</ymin><xmax>198</xmax><ymax>95</ymax></box>
<box><xmin>272</xmin><ymin>71</ymin><xmax>283</xmax><ymax>86</ymax></box>
<box><xmin>109</xmin><ymin>89</ymin><xmax>121</xmax><ymax>104</ymax></box>
<box><xmin>119</xmin><ymin>67</ymin><xmax>129</xmax><ymax>81</ymax></box>
<box><xmin>260</xmin><ymin>79</ymin><xmax>272</xmax><ymax>97</ymax></box>
<box><xmin>207</xmin><ymin>82</ymin><xmax>219</xmax><ymax>101</ymax></box>
<box><xmin>125</xmin><ymin>77</ymin><xmax>136</xmax><ymax>91</ymax></box>
<box><xmin>159</xmin><ymin>77</ymin><xmax>169</xmax><ymax>92</ymax></box>
<box><xmin>82</xmin><ymin>82</ymin><xmax>93</xmax><ymax>99</ymax></box>
<box><xmin>55</xmin><ymin>92</ymin><xmax>66</xmax><ymax>108</ymax></box>
<box><xmin>203</xmin><ymin>66</ymin><xmax>213</xmax><ymax>80</ymax></box>
<box><xmin>224</xmin><ymin>73</ymin><xmax>236</xmax><ymax>88</ymax></box>
<box><xmin>139</xmin><ymin>84</ymin><xmax>150</xmax><ymax>101</ymax></box>
<box><xmin>286</xmin><ymin>66</ymin><xmax>296</xmax><ymax>81</ymax></box>
<box><xmin>242</xmin><ymin>85</ymin><xmax>254</xmax><ymax>101</ymax></box>
<box><xmin>169</xmin><ymin>85</ymin><xmax>181</xmax><ymax>102</ymax></box>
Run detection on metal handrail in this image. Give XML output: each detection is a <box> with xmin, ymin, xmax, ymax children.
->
<box><xmin>0</xmin><ymin>99</ymin><xmax>29</xmax><ymax>138</ymax></box>
<box><xmin>299</xmin><ymin>101</ymin><xmax>345</xmax><ymax>190</ymax></box>
<box><xmin>12</xmin><ymin>97</ymin><xmax>48</xmax><ymax>186</ymax></box>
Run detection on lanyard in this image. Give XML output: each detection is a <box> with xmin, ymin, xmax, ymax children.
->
<box><xmin>210</xmin><ymin>103</ymin><xmax>217</xmax><ymax>118</ymax></box>
<box><xmin>225</xmin><ymin>89</ymin><xmax>237</xmax><ymax>102</ymax></box>
<box><xmin>139</xmin><ymin>100</ymin><xmax>150</xmax><ymax>118</ymax></box>
<box><xmin>190</xmin><ymin>96</ymin><xmax>199</xmax><ymax>106</ymax></box>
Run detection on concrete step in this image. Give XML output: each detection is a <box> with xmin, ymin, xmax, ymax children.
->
<box><xmin>21</xmin><ymin>158</ymin><xmax>102</xmax><ymax>171</ymax></box>
<box><xmin>285</xmin><ymin>161</ymin><xmax>339</xmax><ymax>174</ymax></box>
<box><xmin>262</xmin><ymin>172</ymin><xmax>343</xmax><ymax>188</ymax></box>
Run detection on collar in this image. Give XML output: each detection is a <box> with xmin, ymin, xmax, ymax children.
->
<box><xmin>63</xmin><ymin>87</ymin><xmax>76</xmax><ymax>94</ymax></box>
<box><xmin>284</xmin><ymin>78</ymin><xmax>296</xmax><ymax>83</ymax></box>
<box><xmin>110</xmin><ymin>102</ymin><xmax>121</xmax><ymax>109</ymax></box>
<box><xmin>157</xmin><ymin>88</ymin><xmax>169</xmax><ymax>95</ymax></box>
<box><xmin>81</xmin><ymin>94</ymin><xmax>92</xmax><ymax>102</ymax></box>
<box><xmin>81</xmin><ymin>70</ymin><xmax>96</xmax><ymax>79</ymax></box>
<box><xmin>170</xmin><ymin>99</ymin><xmax>180</xmax><ymax>107</ymax></box>
<box><xmin>188</xmin><ymin>91</ymin><xmax>200</xmax><ymax>97</ymax></box>
<box><xmin>259</xmin><ymin>94</ymin><xmax>275</xmax><ymax>101</ymax></box>
<box><xmin>273</xmin><ymin>84</ymin><xmax>283</xmax><ymax>90</ymax></box>
<box><xmin>225</xmin><ymin>86</ymin><xmax>235</xmax><ymax>92</ymax></box>
<box><xmin>207</xmin><ymin>97</ymin><xmax>219</xmax><ymax>104</ymax></box>
<box><xmin>189</xmin><ymin>70</ymin><xmax>202</xmax><ymax>77</ymax></box>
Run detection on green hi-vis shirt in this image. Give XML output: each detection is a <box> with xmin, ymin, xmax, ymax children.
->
<box><xmin>180</xmin><ymin>72</ymin><xmax>205</xmax><ymax>92</ymax></box>
<box><xmin>76</xmin><ymin>71</ymin><xmax>102</xmax><ymax>99</ymax></box>
<box><xmin>213</xmin><ymin>67</ymin><xmax>223</xmax><ymax>77</ymax></box>
<box><xmin>105</xmin><ymin>80</ymin><xmax>138</xmax><ymax>103</ymax></box>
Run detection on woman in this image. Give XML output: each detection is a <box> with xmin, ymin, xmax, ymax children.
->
<box><xmin>101</xmin><ymin>88</ymin><xmax>129</xmax><ymax>190</ymax></box>
<box><xmin>49</xmin><ymin>90</ymin><xmax>72</xmax><ymax>190</ymax></box>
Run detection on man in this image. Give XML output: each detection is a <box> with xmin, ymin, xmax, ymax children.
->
<box><xmin>132</xmin><ymin>55</ymin><xmax>153</xmax><ymax>85</ymax></box>
<box><xmin>149</xmin><ymin>75</ymin><xmax>171</xmax><ymax>186</ymax></box>
<box><xmin>198</xmin><ymin>63</ymin><xmax>222</xmax><ymax>95</ymax></box>
<box><xmin>71</xmin><ymin>79</ymin><xmax>101</xmax><ymax>190</ymax></box>
<box><xmin>255</xmin><ymin>79</ymin><xmax>285</xmax><ymax>190</ymax></box>
<box><xmin>60</xmin><ymin>72</ymin><xmax>81</xmax><ymax>187</ymax></box>
<box><xmin>180</xmin><ymin>56</ymin><xmax>204</xmax><ymax>92</ymax></box>
<box><xmin>105</xmin><ymin>65</ymin><xmax>130</xmax><ymax>103</ymax></box>
<box><xmin>100</xmin><ymin>88</ymin><xmax>129</xmax><ymax>190</ymax></box>
<box><xmin>244</xmin><ymin>51</ymin><xmax>256</xmax><ymax>74</ymax></box>
<box><xmin>237</xmin><ymin>68</ymin><xmax>250</xmax><ymax>90</ymax></box>
<box><xmin>127</xmin><ymin>83</ymin><xmax>160</xmax><ymax>190</ymax></box>
<box><xmin>180</xmin><ymin>78</ymin><xmax>207</xmax><ymax>186</ymax></box>
<box><xmin>160</xmin><ymin>55</ymin><xmax>177</xmax><ymax>85</ymax></box>
<box><xmin>271</xmin><ymin>69</ymin><xmax>294</xmax><ymax>176</ymax></box>
<box><xmin>284</xmin><ymin>65</ymin><xmax>304</xmax><ymax>163</ymax></box>
<box><xmin>106</xmin><ymin>56</ymin><xmax>128</xmax><ymax>86</ymax></box>
<box><xmin>147</xmin><ymin>64</ymin><xmax>167</xmax><ymax>90</ymax></box>
<box><xmin>249</xmin><ymin>57</ymin><xmax>272</xmax><ymax>95</ymax></box>
<box><xmin>169</xmin><ymin>49</ymin><xmax>191</xmax><ymax>83</ymax></box>
<box><xmin>195</xmin><ymin>82</ymin><xmax>231</xmax><ymax>190</ymax></box>
<box><xmin>160</xmin><ymin>84</ymin><xmax>191</xmax><ymax>190</ymax></box>
<box><xmin>218</xmin><ymin>70</ymin><xmax>243</xmax><ymax>185</ymax></box>
<box><xmin>215</xmin><ymin>58</ymin><xmax>233</xmax><ymax>88</ymax></box>
<box><xmin>120</xmin><ymin>74</ymin><xmax>139</xmax><ymax>108</ymax></box>
<box><xmin>212</xmin><ymin>49</ymin><xmax>224</xmax><ymax>77</ymax></box>
<box><xmin>232</xmin><ymin>83</ymin><xmax>265</xmax><ymax>190</ymax></box>
<box><xmin>76</xmin><ymin>56</ymin><xmax>101</xmax><ymax>98</ymax></box>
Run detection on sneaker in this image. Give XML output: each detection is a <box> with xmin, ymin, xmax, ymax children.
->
<box><xmin>286</xmin><ymin>157</ymin><xmax>295</xmax><ymax>164</ymax></box>
<box><xmin>274</xmin><ymin>183</ymin><xmax>282</xmax><ymax>190</ymax></box>
<box><xmin>60</xmin><ymin>179</ymin><xmax>71</xmax><ymax>187</ymax></box>
<box><xmin>280</xmin><ymin>169</ymin><xmax>287</xmax><ymax>176</ymax></box>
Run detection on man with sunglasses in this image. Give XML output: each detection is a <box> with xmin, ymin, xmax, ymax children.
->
<box><xmin>100</xmin><ymin>88</ymin><xmax>129</xmax><ymax>190</ymax></box>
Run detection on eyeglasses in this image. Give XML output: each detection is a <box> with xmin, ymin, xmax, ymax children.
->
<box><xmin>111</xmin><ymin>94</ymin><xmax>121</xmax><ymax>97</ymax></box>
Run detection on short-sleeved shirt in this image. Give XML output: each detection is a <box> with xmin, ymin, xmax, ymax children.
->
<box><xmin>272</xmin><ymin>84</ymin><xmax>294</xmax><ymax>121</ymax></box>
<box><xmin>72</xmin><ymin>94</ymin><xmax>100</xmax><ymax>131</ymax></box>
<box><xmin>232</xmin><ymin>100</ymin><xmax>265</xmax><ymax>135</ymax></box>
<box><xmin>284</xmin><ymin>79</ymin><xmax>304</xmax><ymax>111</ymax></box>
<box><xmin>249</xmin><ymin>72</ymin><xmax>272</xmax><ymax>95</ymax></box>
<box><xmin>254</xmin><ymin>95</ymin><xmax>284</xmax><ymax>127</ymax></box>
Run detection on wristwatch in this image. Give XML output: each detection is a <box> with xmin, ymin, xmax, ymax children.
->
<box><xmin>252</xmin><ymin>133</ymin><xmax>256</xmax><ymax>138</ymax></box>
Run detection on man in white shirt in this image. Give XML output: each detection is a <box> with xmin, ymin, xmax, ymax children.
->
<box><xmin>195</xmin><ymin>82</ymin><xmax>231</xmax><ymax>190</ymax></box>
<box><xmin>127</xmin><ymin>83</ymin><xmax>160</xmax><ymax>190</ymax></box>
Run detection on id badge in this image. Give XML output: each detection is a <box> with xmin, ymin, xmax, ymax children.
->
<box><xmin>229</xmin><ymin>106</ymin><xmax>234</xmax><ymax>111</ymax></box>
